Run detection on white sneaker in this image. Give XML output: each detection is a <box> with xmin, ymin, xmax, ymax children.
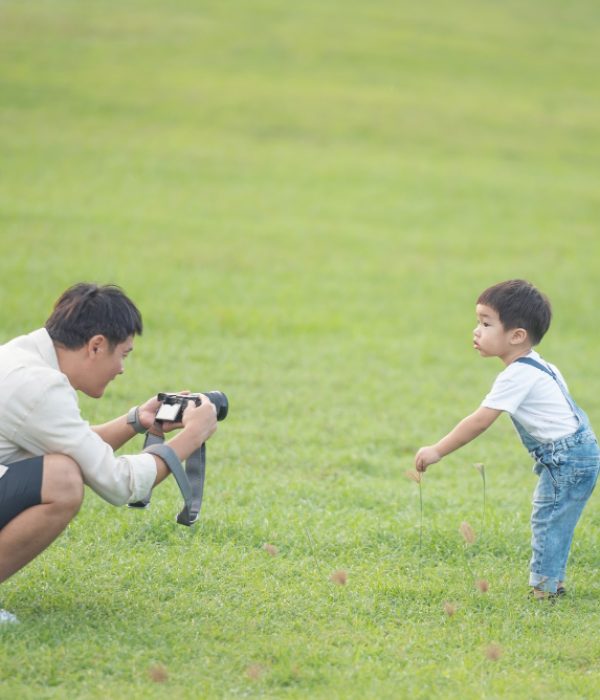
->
<box><xmin>0</xmin><ymin>608</ymin><xmax>19</xmax><ymax>624</ymax></box>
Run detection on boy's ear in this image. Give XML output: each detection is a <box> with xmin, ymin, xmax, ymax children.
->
<box><xmin>509</xmin><ymin>328</ymin><xmax>528</xmax><ymax>345</ymax></box>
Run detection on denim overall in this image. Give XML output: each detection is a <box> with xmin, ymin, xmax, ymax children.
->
<box><xmin>512</xmin><ymin>357</ymin><xmax>600</xmax><ymax>593</ymax></box>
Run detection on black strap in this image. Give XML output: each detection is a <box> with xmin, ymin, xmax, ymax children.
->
<box><xmin>175</xmin><ymin>443</ymin><xmax>205</xmax><ymax>526</ymax></box>
<box><xmin>127</xmin><ymin>426</ymin><xmax>206</xmax><ymax>526</ymax></box>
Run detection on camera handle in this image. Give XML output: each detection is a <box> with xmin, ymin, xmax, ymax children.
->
<box><xmin>128</xmin><ymin>428</ymin><xmax>206</xmax><ymax>527</ymax></box>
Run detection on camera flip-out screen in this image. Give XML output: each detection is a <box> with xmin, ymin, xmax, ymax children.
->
<box><xmin>155</xmin><ymin>402</ymin><xmax>181</xmax><ymax>422</ymax></box>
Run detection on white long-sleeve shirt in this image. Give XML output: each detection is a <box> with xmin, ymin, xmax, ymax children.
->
<box><xmin>0</xmin><ymin>328</ymin><xmax>156</xmax><ymax>505</ymax></box>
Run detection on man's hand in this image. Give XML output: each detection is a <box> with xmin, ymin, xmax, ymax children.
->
<box><xmin>150</xmin><ymin>394</ymin><xmax>219</xmax><ymax>486</ymax></box>
<box><xmin>414</xmin><ymin>445</ymin><xmax>442</xmax><ymax>473</ymax></box>
<box><xmin>138</xmin><ymin>390</ymin><xmax>192</xmax><ymax>433</ymax></box>
<box><xmin>181</xmin><ymin>396</ymin><xmax>217</xmax><ymax>447</ymax></box>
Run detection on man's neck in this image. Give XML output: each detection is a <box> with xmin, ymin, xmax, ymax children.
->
<box><xmin>53</xmin><ymin>343</ymin><xmax>85</xmax><ymax>390</ymax></box>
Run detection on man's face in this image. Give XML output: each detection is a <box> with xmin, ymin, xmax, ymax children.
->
<box><xmin>83</xmin><ymin>335</ymin><xmax>134</xmax><ymax>398</ymax></box>
<box><xmin>473</xmin><ymin>304</ymin><xmax>515</xmax><ymax>360</ymax></box>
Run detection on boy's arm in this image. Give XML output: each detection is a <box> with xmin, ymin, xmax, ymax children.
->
<box><xmin>414</xmin><ymin>406</ymin><xmax>502</xmax><ymax>472</ymax></box>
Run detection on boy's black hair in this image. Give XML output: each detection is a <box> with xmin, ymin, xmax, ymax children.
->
<box><xmin>45</xmin><ymin>283</ymin><xmax>143</xmax><ymax>349</ymax></box>
<box><xmin>477</xmin><ymin>279</ymin><xmax>552</xmax><ymax>345</ymax></box>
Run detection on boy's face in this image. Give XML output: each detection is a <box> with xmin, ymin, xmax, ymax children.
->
<box><xmin>473</xmin><ymin>304</ymin><xmax>526</xmax><ymax>362</ymax></box>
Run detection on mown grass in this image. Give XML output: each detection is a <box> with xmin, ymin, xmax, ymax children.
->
<box><xmin>1</xmin><ymin>0</ymin><xmax>600</xmax><ymax>697</ymax></box>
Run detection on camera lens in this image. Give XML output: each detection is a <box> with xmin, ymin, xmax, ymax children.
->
<box><xmin>204</xmin><ymin>391</ymin><xmax>229</xmax><ymax>421</ymax></box>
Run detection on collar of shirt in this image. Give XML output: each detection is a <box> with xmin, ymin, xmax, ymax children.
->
<box><xmin>29</xmin><ymin>328</ymin><xmax>61</xmax><ymax>371</ymax></box>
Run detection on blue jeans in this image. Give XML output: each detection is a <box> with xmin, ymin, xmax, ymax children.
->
<box><xmin>529</xmin><ymin>430</ymin><xmax>599</xmax><ymax>592</ymax></box>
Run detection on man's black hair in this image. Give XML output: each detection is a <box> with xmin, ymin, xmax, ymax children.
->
<box><xmin>45</xmin><ymin>283</ymin><xmax>143</xmax><ymax>349</ymax></box>
<box><xmin>477</xmin><ymin>279</ymin><xmax>552</xmax><ymax>345</ymax></box>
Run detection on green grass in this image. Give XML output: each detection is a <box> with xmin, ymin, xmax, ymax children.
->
<box><xmin>1</xmin><ymin>0</ymin><xmax>600</xmax><ymax>697</ymax></box>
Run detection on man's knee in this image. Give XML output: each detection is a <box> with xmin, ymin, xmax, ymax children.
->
<box><xmin>42</xmin><ymin>455</ymin><xmax>84</xmax><ymax>512</ymax></box>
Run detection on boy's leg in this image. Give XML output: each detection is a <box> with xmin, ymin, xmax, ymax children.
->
<box><xmin>0</xmin><ymin>455</ymin><xmax>84</xmax><ymax>584</ymax></box>
<box><xmin>530</xmin><ymin>459</ymin><xmax>599</xmax><ymax>594</ymax></box>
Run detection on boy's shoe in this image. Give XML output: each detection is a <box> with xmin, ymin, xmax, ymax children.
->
<box><xmin>0</xmin><ymin>608</ymin><xmax>19</xmax><ymax>624</ymax></box>
<box><xmin>529</xmin><ymin>588</ymin><xmax>558</xmax><ymax>601</ymax></box>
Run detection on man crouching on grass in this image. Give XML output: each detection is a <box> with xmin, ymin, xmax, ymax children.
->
<box><xmin>414</xmin><ymin>279</ymin><xmax>599</xmax><ymax>600</ymax></box>
<box><xmin>0</xmin><ymin>283</ymin><xmax>217</xmax><ymax>624</ymax></box>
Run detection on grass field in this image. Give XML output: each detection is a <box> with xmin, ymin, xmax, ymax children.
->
<box><xmin>1</xmin><ymin>1</ymin><xmax>600</xmax><ymax>697</ymax></box>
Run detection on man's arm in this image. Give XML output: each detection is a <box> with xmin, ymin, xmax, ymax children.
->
<box><xmin>91</xmin><ymin>394</ymin><xmax>165</xmax><ymax>449</ymax></box>
<box><xmin>414</xmin><ymin>406</ymin><xmax>502</xmax><ymax>472</ymax></box>
<box><xmin>92</xmin><ymin>395</ymin><xmax>219</xmax><ymax>488</ymax></box>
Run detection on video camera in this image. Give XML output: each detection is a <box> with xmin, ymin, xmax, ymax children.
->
<box><xmin>155</xmin><ymin>391</ymin><xmax>229</xmax><ymax>423</ymax></box>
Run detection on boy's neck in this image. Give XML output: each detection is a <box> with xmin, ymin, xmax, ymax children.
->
<box><xmin>502</xmin><ymin>345</ymin><xmax>533</xmax><ymax>366</ymax></box>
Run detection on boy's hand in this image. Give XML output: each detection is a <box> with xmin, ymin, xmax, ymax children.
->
<box><xmin>414</xmin><ymin>446</ymin><xmax>442</xmax><ymax>472</ymax></box>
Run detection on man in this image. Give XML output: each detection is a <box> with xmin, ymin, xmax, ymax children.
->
<box><xmin>0</xmin><ymin>283</ymin><xmax>218</xmax><ymax>623</ymax></box>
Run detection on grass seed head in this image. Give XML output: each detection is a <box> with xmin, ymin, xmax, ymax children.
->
<box><xmin>148</xmin><ymin>664</ymin><xmax>169</xmax><ymax>683</ymax></box>
<box><xmin>476</xmin><ymin>578</ymin><xmax>489</xmax><ymax>593</ymax></box>
<box><xmin>473</xmin><ymin>462</ymin><xmax>485</xmax><ymax>476</ymax></box>
<box><xmin>485</xmin><ymin>643</ymin><xmax>503</xmax><ymax>661</ymax></box>
<box><xmin>330</xmin><ymin>569</ymin><xmax>348</xmax><ymax>585</ymax></box>
<box><xmin>405</xmin><ymin>469</ymin><xmax>422</xmax><ymax>483</ymax></box>
<box><xmin>459</xmin><ymin>521</ymin><xmax>476</xmax><ymax>545</ymax></box>
<box><xmin>246</xmin><ymin>663</ymin><xmax>264</xmax><ymax>680</ymax></box>
<box><xmin>443</xmin><ymin>601</ymin><xmax>457</xmax><ymax>616</ymax></box>
<box><xmin>262</xmin><ymin>543</ymin><xmax>278</xmax><ymax>556</ymax></box>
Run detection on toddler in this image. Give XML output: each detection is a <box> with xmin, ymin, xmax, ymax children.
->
<box><xmin>415</xmin><ymin>279</ymin><xmax>599</xmax><ymax>599</ymax></box>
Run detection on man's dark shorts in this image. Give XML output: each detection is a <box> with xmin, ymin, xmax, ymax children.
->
<box><xmin>0</xmin><ymin>457</ymin><xmax>44</xmax><ymax>530</ymax></box>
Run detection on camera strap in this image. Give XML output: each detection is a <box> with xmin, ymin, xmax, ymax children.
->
<box><xmin>128</xmin><ymin>428</ymin><xmax>206</xmax><ymax>527</ymax></box>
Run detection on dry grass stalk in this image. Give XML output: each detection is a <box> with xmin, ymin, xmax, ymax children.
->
<box><xmin>330</xmin><ymin>569</ymin><xmax>348</xmax><ymax>585</ymax></box>
<box><xmin>459</xmin><ymin>521</ymin><xmax>476</xmax><ymax>545</ymax></box>
<box><xmin>406</xmin><ymin>469</ymin><xmax>424</xmax><ymax>572</ymax></box>
<box><xmin>473</xmin><ymin>462</ymin><xmax>487</xmax><ymax>531</ymax></box>
<box><xmin>262</xmin><ymin>542</ymin><xmax>278</xmax><ymax>557</ymax></box>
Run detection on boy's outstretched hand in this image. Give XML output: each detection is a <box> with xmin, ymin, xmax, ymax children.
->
<box><xmin>414</xmin><ymin>446</ymin><xmax>442</xmax><ymax>472</ymax></box>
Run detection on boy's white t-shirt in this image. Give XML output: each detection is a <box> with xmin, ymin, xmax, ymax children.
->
<box><xmin>481</xmin><ymin>350</ymin><xmax>578</xmax><ymax>442</ymax></box>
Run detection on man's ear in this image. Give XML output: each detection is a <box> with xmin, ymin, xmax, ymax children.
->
<box><xmin>510</xmin><ymin>328</ymin><xmax>528</xmax><ymax>345</ymax></box>
<box><xmin>87</xmin><ymin>334</ymin><xmax>107</xmax><ymax>356</ymax></box>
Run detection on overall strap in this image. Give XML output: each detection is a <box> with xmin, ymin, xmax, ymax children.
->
<box><xmin>514</xmin><ymin>356</ymin><xmax>556</xmax><ymax>379</ymax></box>
<box><xmin>514</xmin><ymin>356</ymin><xmax>579</xmax><ymax>421</ymax></box>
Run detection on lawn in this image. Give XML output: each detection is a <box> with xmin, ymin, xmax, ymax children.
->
<box><xmin>1</xmin><ymin>1</ymin><xmax>599</xmax><ymax>698</ymax></box>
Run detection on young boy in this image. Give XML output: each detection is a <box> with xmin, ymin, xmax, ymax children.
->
<box><xmin>414</xmin><ymin>279</ymin><xmax>599</xmax><ymax>599</ymax></box>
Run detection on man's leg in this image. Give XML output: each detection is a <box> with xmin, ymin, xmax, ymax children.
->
<box><xmin>0</xmin><ymin>455</ymin><xmax>84</xmax><ymax>584</ymax></box>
